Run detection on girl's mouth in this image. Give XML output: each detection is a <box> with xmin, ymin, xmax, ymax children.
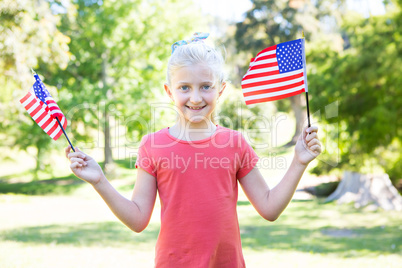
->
<box><xmin>186</xmin><ymin>105</ymin><xmax>206</xmax><ymax>110</ymax></box>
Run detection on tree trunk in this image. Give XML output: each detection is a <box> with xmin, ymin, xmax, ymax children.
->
<box><xmin>33</xmin><ymin>145</ymin><xmax>42</xmax><ymax>180</ymax></box>
<box><xmin>103</xmin><ymin>109</ymin><xmax>113</xmax><ymax>169</ymax></box>
<box><xmin>326</xmin><ymin>171</ymin><xmax>402</xmax><ymax>211</ymax></box>
<box><xmin>101</xmin><ymin>55</ymin><xmax>114</xmax><ymax>175</ymax></box>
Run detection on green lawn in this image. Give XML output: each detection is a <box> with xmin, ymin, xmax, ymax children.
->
<box><xmin>0</xmin><ymin>151</ymin><xmax>401</xmax><ymax>267</ymax></box>
<box><xmin>1</xmin><ymin>178</ymin><xmax>401</xmax><ymax>267</ymax></box>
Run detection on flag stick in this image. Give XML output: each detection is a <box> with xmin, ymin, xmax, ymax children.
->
<box><xmin>31</xmin><ymin>68</ymin><xmax>75</xmax><ymax>152</ymax></box>
<box><xmin>56</xmin><ymin>117</ymin><xmax>75</xmax><ymax>152</ymax></box>
<box><xmin>301</xmin><ymin>31</ymin><xmax>311</xmax><ymax>129</ymax></box>
<box><xmin>305</xmin><ymin>91</ymin><xmax>311</xmax><ymax>128</ymax></box>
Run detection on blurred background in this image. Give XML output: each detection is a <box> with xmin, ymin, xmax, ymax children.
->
<box><xmin>0</xmin><ymin>0</ymin><xmax>401</xmax><ymax>267</ymax></box>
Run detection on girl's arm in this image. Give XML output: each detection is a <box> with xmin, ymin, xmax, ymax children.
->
<box><xmin>65</xmin><ymin>146</ymin><xmax>157</xmax><ymax>232</ymax></box>
<box><xmin>238</xmin><ymin>126</ymin><xmax>321</xmax><ymax>221</ymax></box>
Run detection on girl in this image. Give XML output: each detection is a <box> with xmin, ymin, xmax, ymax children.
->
<box><xmin>66</xmin><ymin>32</ymin><xmax>321</xmax><ymax>267</ymax></box>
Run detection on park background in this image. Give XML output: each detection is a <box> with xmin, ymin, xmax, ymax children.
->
<box><xmin>0</xmin><ymin>0</ymin><xmax>401</xmax><ymax>267</ymax></box>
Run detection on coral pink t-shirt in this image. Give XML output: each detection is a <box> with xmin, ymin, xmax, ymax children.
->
<box><xmin>136</xmin><ymin>125</ymin><xmax>259</xmax><ymax>268</ymax></box>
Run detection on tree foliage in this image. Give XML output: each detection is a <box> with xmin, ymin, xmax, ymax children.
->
<box><xmin>233</xmin><ymin>0</ymin><xmax>346</xmax><ymax>145</ymax></box>
<box><xmin>0</xmin><ymin>0</ymin><xmax>72</xmax><ymax>174</ymax></box>
<box><xmin>0</xmin><ymin>0</ymin><xmax>203</xmax><ymax>175</ymax></box>
<box><xmin>308</xmin><ymin>2</ymin><xmax>402</xmax><ymax>182</ymax></box>
<box><xmin>48</xmin><ymin>0</ymin><xmax>203</xmax><ymax>170</ymax></box>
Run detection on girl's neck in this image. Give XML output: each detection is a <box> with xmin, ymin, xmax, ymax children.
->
<box><xmin>169</xmin><ymin>118</ymin><xmax>217</xmax><ymax>141</ymax></box>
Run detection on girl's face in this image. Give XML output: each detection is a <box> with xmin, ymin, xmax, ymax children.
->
<box><xmin>164</xmin><ymin>63</ymin><xmax>226</xmax><ymax>126</ymax></box>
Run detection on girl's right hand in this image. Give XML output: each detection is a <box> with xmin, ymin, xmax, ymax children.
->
<box><xmin>65</xmin><ymin>146</ymin><xmax>104</xmax><ymax>186</ymax></box>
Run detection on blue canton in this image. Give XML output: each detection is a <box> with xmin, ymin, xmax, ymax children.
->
<box><xmin>276</xmin><ymin>39</ymin><xmax>303</xmax><ymax>74</ymax></box>
<box><xmin>33</xmin><ymin>74</ymin><xmax>51</xmax><ymax>105</ymax></box>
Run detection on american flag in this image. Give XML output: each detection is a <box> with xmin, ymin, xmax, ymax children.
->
<box><xmin>241</xmin><ymin>38</ymin><xmax>308</xmax><ymax>105</ymax></box>
<box><xmin>20</xmin><ymin>74</ymin><xmax>67</xmax><ymax>140</ymax></box>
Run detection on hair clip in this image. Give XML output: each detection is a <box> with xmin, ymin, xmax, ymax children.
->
<box><xmin>171</xmin><ymin>32</ymin><xmax>209</xmax><ymax>54</ymax></box>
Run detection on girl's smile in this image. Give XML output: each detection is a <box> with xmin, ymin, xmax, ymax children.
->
<box><xmin>164</xmin><ymin>63</ymin><xmax>226</xmax><ymax>126</ymax></box>
<box><xmin>186</xmin><ymin>105</ymin><xmax>206</xmax><ymax>110</ymax></box>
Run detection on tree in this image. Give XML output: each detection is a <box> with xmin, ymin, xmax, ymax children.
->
<box><xmin>49</xmin><ymin>0</ymin><xmax>203</xmax><ymax>173</ymax></box>
<box><xmin>0</xmin><ymin>0</ymin><xmax>72</xmax><ymax>176</ymax></box>
<box><xmin>233</xmin><ymin>0</ymin><xmax>345</xmax><ymax>145</ymax></box>
<box><xmin>308</xmin><ymin>2</ymin><xmax>402</xmax><ymax>185</ymax></box>
<box><xmin>326</xmin><ymin>171</ymin><xmax>402</xmax><ymax>211</ymax></box>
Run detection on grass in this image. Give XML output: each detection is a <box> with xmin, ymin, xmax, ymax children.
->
<box><xmin>0</xmin><ymin>175</ymin><xmax>84</xmax><ymax>195</ymax></box>
<box><xmin>238</xmin><ymin>200</ymin><xmax>402</xmax><ymax>256</ymax></box>
<box><xmin>0</xmin><ymin>145</ymin><xmax>401</xmax><ymax>267</ymax></box>
<box><xmin>0</xmin><ymin>179</ymin><xmax>401</xmax><ymax>267</ymax></box>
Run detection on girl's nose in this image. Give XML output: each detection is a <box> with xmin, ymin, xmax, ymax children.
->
<box><xmin>190</xmin><ymin>90</ymin><xmax>202</xmax><ymax>104</ymax></box>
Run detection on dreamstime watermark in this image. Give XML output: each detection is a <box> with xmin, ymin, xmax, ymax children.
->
<box><xmin>64</xmin><ymin>99</ymin><xmax>340</xmax><ymax>169</ymax></box>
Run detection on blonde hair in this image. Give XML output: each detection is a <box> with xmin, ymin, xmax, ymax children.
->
<box><xmin>166</xmin><ymin>42</ymin><xmax>226</xmax><ymax>87</ymax></box>
<box><xmin>166</xmin><ymin>42</ymin><xmax>226</xmax><ymax>124</ymax></box>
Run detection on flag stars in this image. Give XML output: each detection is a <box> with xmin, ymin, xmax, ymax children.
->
<box><xmin>276</xmin><ymin>39</ymin><xmax>304</xmax><ymax>74</ymax></box>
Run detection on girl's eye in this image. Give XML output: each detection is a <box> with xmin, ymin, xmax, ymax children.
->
<box><xmin>180</xmin><ymin>86</ymin><xmax>189</xmax><ymax>91</ymax></box>
<box><xmin>202</xmin><ymin>85</ymin><xmax>211</xmax><ymax>90</ymax></box>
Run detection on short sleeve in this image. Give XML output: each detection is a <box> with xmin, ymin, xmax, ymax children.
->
<box><xmin>135</xmin><ymin>134</ymin><xmax>157</xmax><ymax>177</ymax></box>
<box><xmin>236</xmin><ymin>133</ymin><xmax>259</xmax><ymax>179</ymax></box>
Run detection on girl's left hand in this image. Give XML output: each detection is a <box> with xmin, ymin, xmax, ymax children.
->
<box><xmin>294</xmin><ymin>126</ymin><xmax>322</xmax><ymax>166</ymax></box>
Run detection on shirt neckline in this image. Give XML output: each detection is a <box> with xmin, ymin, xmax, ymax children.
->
<box><xmin>163</xmin><ymin>125</ymin><xmax>221</xmax><ymax>144</ymax></box>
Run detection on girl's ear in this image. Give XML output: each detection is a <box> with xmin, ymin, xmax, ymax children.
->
<box><xmin>218</xmin><ymin>82</ymin><xmax>227</xmax><ymax>97</ymax></box>
<box><xmin>164</xmin><ymin>83</ymin><xmax>174</xmax><ymax>102</ymax></box>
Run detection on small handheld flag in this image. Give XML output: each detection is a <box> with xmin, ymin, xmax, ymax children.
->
<box><xmin>20</xmin><ymin>70</ymin><xmax>75</xmax><ymax>151</ymax></box>
<box><xmin>241</xmin><ymin>37</ymin><xmax>311</xmax><ymax>127</ymax></box>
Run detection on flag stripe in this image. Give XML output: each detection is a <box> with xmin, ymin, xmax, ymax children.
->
<box><xmin>245</xmin><ymin>89</ymin><xmax>305</xmax><ymax>105</ymax></box>
<box><xmin>243</xmin><ymin>80</ymin><xmax>305</xmax><ymax>97</ymax></box>
<box><xmin>53</xmin><ymin>129</ymin><xmax>63</xmax><ymax>140</ymax></box>
<box><xmin>255</xmin><ymin>45</ymin><xmax>276</xmax><ymax>57</ymax></box>
<box><xmin>242</xmin><ymin>72</ymin><xmax>304</xmax><ymax>89</ymax></box>
<box><xmin>242</xmin><ymin>76</ymin><xmax>304</xmax><ymax>94</ymax></box>
<box><xmin>240</xmin><ymin>70</ymin><xmax>280</xmax><ymax>80</ymax></box>
<box><xmin>20</xmin><ymin>92</ymin><xmax>63</xmax><ymax>141</ymax></box>
<box><xmin>249</xmin><ymin>55</ymin><xmax>276</xmax><ymax>66</ymax></box>
<box><xmin>251</xmin><ymin>51</ymin><xmax>276</xmax><ymax>64</ymax></box>
<box><xmin>26</xmin><ymin>100</ymin><xmax>40</xmax><ymax>114</ymax></box>
<box><xmin>244</xmin><ymin>85</ymin><xmax>305</xmax><ymax>101</ymax></box>
<box><xmin>24</xmin><ymin>98</ymin><xmax>37</xmax><ymax>112</ymax></box>
<box><xmin>20</xmin><ymin>75</ymin><xmax>68</xmax><ymax>141</ymax></box>
<box><xmin>43</xmin><ymin>118</ymin><xmax>56</xmax><ymax>133</ymax></box>
<box><xmin>246</xmin><ymin>66</ymin><xmax>279</xmax><ymax>76</ymax></box>
<box><xmin>242</xmin><ymin>69</ymin><xmax>301</xmax><ymax>85</ymax></box>
<box><xmin>248</xmin><ymin>60</ymin><xmax>278</xmax><ymax>71</ymax></box>
<box><xmin>246</xmin><ymin>66</ymin><xmax>278</xmax><ymax>77</ymax></box>
<box><xmin>34</xmin><ymin>109</ymin><xmax>48</xmax><ymax>123</ymax></box>
<box><xmin>29</xmin><ymin>104</ymin><xmax>43</xmax><ymax>118</ymax></box>
<box><xmin>60</xmin><ymin>116</ymin><xmax>67</xmax><ymax>129</ymax></box>
<box><xmin>257</xmin><ymin>53</ymin><xmax>277</xmax><ymax>59</ymax></box>
<box><xmin>254</xmin><ymin>50</ymin><xmax>276</xmax><ymax>60</ymax></box>
<box><xmin>241</xmin><ymin>39</ymin><xmax>306</xmax><ymax>105</ymax></box>
<box><xmin>20</xmin><ymin>93</ymin><xmax>31</xmax><ymax>104</ymax></box>
<box><xmin>52</xmin><ymin>117</ymin><xmax>65</xmax><ymax>138</ymax></box>
<box><xmin>39</xmin><ymin>115</ymin><xmax>53</xmax><ymax>129</ymax></box>
<box><xmin>46</xmin><ymin>121</ymin><xmax>59</xmax><ymax>137</ymax></box>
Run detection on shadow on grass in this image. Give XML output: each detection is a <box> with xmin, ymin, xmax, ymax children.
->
<box><xmin>115</xmin><ymin>158</ymin><xmax>136</xmax><ymax>169</ymax></box>
<box><xmin>0</xmin><ymin>175</ymin><xmax>85</xmax><ymax>195</ymax></box>
<box><xmin>0</xmin><ymin>221</ymin><xmax>159</xmax><ymax>248</ymax></box>
<box><xmin>240</xmin><ymin>222</ymin><xmax>401</xmax><ymax>256</ymax></box>
<box><xmin>0</xmin><ymin>157</ymin><xmax>139</xmax><ymax>195</ymax></box>
<box><xmin>237</xmin><ymin>199</ymin><xmax>402</xmax><ymax>256</ymax></box>
<box><xmin>3</xmin><ymin>217</ymin><xmax>399</xmax><ymax>256</ymax></box>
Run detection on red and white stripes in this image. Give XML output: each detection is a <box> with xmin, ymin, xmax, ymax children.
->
<box><xmin>241</xmin><ymin>44</ymin><xmax>306</xmax><ymax>105</ymax></box>
<box><xmin>20</xmin><ymin>90</ymin><xmax>67</xmax><ymax>141</ymax></box>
